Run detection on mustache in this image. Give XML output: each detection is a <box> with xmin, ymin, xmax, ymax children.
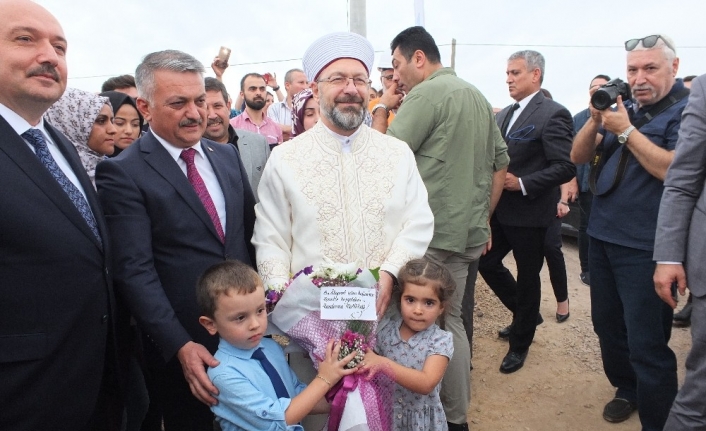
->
<box><xmin>179</xmin><ymin>118</ymin><xmax>203</xmax><ymax>127</ymax></box>
<box><xmin>334</xmin><ymin>95</ymin><xmax>364</xmax><ymax>104</ymax></box>
<box><xmin>632</xmin><ymin>85</ymin><xmax>653</xmax><ymax>91</ymax></box>
<box><xmin>27</xmin><ymin>64</ymin><xmax>60</xmax><ymax>82</ymax></box>
<box><xmin>207</xmin><ymin>118</ymin><xmax>224</xmax><ymax>126</ymax></box>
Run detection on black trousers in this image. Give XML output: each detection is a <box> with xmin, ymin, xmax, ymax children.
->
<box><xmin>544</xmin><ymin>216</ymin><xmax>568</xmax><ymax>303</ymax></box>
<box><xmin>478</xmin><ymin>215</ymin><xmax>547</xmax><ymax>353</ymax></box>
<box><xmin>145</xmin><ymin>342</ymin><xmax>214</xmax><ymax>431</ymax></box>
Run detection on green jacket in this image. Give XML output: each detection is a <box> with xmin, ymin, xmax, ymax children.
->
<box><xmin>388</xmin><ymin>67</ymin><xmax>509</xmax><ymax>252</ymax></box>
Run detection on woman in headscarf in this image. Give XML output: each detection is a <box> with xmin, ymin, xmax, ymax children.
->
<box><xmin>100</xmin><ymin>90</ymin><xmax>144</xmax><ymax>157</ymax></box>
<box><xmin>44</xmin><ymin>88</ymin><xmax>117</xmax><ymax>186</ymax></box>
<box><xmin>290</xmin><ymin>88</ymin><xmax>320</xmax><ymax>138</ymax></box>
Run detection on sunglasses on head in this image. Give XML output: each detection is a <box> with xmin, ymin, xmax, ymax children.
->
<box><xmin>624</xmin><ymin>35</ymin><xmax>675</xmax><ymax>53</ymax></box>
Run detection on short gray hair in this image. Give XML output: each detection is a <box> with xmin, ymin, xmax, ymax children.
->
<box><xmin>629</xmin><ymin>34</ymin><xmax>677</xmax><ymax>62</ymax></box>
<box><xmin>508</xmin><ymin>50</ymin><xmax>545</xmax><ymax>84</ymax></box>
<box><xmin>284</xmin><ymin>68</ymin><xmax>304</xmax><ymax>83</ymax></box>
<box><xmin>135</xmin><ymin>50</ymin><xmax>205</xmax><ymax>103</ymax></box>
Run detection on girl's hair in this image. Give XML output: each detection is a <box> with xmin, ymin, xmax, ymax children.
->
<box><xmin>395</xmin><ymin>257</ymin><xmax>456</xmax><ymax>314</ymax></box>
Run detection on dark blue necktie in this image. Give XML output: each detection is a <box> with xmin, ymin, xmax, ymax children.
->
<box><xmin>251</xmin><ymin>347</ymin><xmax>289</xmax><ymax>399</ymax></box>
<box><xmin>23</xmin><ymin>129</ymin><xmax>102</xmax><ymax>245</ymax></box>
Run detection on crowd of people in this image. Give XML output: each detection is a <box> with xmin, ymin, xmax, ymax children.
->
<box><xmin>2</xmin><ymin>1</ymin><xmax>706</xmax><ymax>431</ymax></box>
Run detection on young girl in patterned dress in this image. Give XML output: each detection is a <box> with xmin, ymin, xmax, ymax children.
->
<box><xmin>360</xmin><ymin>257</ymin><xmax>455</xmax><ymax>431</ymax></box>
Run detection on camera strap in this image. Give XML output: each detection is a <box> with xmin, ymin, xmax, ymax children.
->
<box><xmin>589</xmin><ymin>87</ymin><xmax>690</xmax><ymax>196</ymax></box>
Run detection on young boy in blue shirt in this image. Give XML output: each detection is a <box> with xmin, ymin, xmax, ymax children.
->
<box><xmin>196</xmin><ymin>260</ymin><xmax>357</xmax><ymax>430</ymax></box>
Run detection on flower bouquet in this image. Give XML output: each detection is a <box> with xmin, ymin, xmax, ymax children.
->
<box><xmin>266</xmin><ymin>262</ymin><xmax>393</xmax><ymax>431</ymax></box>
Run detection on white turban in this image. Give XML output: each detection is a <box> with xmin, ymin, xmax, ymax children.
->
<box><xmin>302</xmin><ymin>32</ymin><xmax>375</xmax><ymax>82</ymax></box>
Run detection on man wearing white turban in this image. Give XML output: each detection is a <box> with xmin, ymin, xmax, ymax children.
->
<box><xmin>252</xmin><ymin>31</ymin><xmax>435</xmax><ymax>428</ymax></box>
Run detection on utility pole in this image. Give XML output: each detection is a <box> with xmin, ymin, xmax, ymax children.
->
<box><xmin>350</xmin><ymin>0</ymin><xmax>366</xmax><ymax>37</ymax></box>
<box><xmin>451</xmin><ymin>38</ymin><xmax>457</xmax><ymax>70</ymax></box>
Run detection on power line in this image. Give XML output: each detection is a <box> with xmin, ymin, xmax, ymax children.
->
<box><xmin>67</xmin><ymin>43</ymin><xmax>706</xmax><ymax>81</ymax></box>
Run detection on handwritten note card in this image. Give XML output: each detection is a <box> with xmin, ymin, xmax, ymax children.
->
<box><xmin>320</xmin><ymin>287</ymin><xmax>377</xmax><ymax>321</ymax></box>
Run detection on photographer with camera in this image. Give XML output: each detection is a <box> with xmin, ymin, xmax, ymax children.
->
<box><xmin>571</xmin><ymin>34</ymin><xmax>689</xmax><ymax>431</ymax></box>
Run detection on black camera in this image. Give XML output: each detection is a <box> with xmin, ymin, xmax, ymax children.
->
<box><xmin>591</xmin><ymin>78</ymin><xmax>632</xmax><ymax>110</ymax></box>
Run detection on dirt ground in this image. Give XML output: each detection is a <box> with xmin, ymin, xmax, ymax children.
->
<box><xmin>467</xmin><ymin>236</ymin><xmax>692</xmax><ymax>431</ymax></box>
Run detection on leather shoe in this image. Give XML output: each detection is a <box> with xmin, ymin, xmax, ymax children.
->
<box><xmin>580</xmin><ymin>271</ymin><xmax>590</xmax><ymax>286</ymax></box>
<box><xmin>498</xmin><ymin>314</ymin><xmax>544</xmax><ymax>339</ymax></box>
<box><xmin>602</xmin><ymin>397</ymin><xmax>637</xmax><ymax>423</ymax></box>
<box><xmin>447</xmin><ymin>422</ymin><xmax>469</xmax><ymax>431</ymax></box>
<box><xmin>499</xmin><ymin>350</ymin><xmax>528</xmax><ymax>374</ymax></box>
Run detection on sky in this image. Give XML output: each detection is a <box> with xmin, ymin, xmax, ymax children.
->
<box><xmin>36</xmin><ymin>0</ymin><xmax>706</xmax><ymax>116</ymax></box>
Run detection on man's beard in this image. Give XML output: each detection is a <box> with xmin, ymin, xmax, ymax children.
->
<box><xmin>244</xmin><ymin>96</ymin><xmax>266</xmax><ymax>110</ymax></box>
<box><xmin>320</xmin><ymin>95</ymin><xmax>365</xmax><ymax>131</ymax></box>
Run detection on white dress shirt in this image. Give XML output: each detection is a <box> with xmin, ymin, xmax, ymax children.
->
<box><xmin>507</xmin><ymin>90</ymin><xmax>540</xmax><ymax>196</ymax></box>
<box><xmin>0</xmin><ymin>102</ymin><xmax>90</xmax><ymax>201</ymax></box>
<box><xmin>152</xmin><ymin>132</ymin><xmax>227</xmax><ymax>232</ymax></box>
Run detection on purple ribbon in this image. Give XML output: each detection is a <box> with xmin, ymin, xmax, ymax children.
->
<box><xmin>326</xmin><ymin>374</ymin><xmax>359</xmax><ymax>431</ymax></box>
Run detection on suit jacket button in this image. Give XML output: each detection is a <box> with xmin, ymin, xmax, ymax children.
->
<box><xmin>102</xmin><ymin>315</ymin><xmax>108</xmax><ymax>324</ymax></box>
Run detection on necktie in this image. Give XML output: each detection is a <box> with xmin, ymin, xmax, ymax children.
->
<box><xmin>501</xmin><ymin>103</ymin><xmax>521</xmax><ymax>138</ymax></box>
<box><xmin>251</xmin><ymin>347</ymin><xmax>289</xmax><ymax>399</ymax></box>
<box><xmin>23</xmin><ymin>129</ymin><xmax>102</xmax><ymax>245</ymax></box>
<box><xmin>180</xmin><ymin>148</ymin><xmax>225</xmax><ymax>243</ymax></box>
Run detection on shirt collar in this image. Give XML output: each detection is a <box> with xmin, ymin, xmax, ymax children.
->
<box><xmin>0</xmin><ymin>102</ymin><xmax>51</xmax><ymax>137</ymax></box>
<box><xmin>387</xmin><ymin>316</ymin><xmax>436</xmax><ymax>348</ymax></box>
<box><xmin>151</xmin><ymin>130</ymin><xmax>205</xmax><ymax>162</ymax></box>
<box><xmin>241</xmin><ymin>109</ymin><xmax>270</xmax><ymax>125</ymax></box>
<box><xmin>515</xmin><ymin>90</ymin><xmax>540</xmax><ymax>111</ymax></box>
<box><xmin>320</xmin><ymin>122</ymin><xmax>362</xmax><ymax>153</ymax></box>
<box><xmin>217</xmin><ymin>337</ymin><xmax>260</xmax><ymax>359</ymax></box>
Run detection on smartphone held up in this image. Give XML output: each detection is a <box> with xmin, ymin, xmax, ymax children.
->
<box><xmin>216</xmin><ymin>46</ymin><xmax>231</xmax><ymax>68</ymax></box>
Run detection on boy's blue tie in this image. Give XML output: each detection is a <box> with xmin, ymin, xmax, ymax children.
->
<box><xmin>251</xmin><ymin>347</ymin><xmax>289</xmax><ymax>399</ymax></box>
<box><xmin>22</xmin><ymin>128</ymin><xmax>102</xmax><ymax>246</ymax></box>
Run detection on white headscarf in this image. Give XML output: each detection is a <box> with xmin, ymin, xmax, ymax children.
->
<box><xmin>44</xmin><ymin>88</ymin><xmax>112</xmax><ymax>186</ymax></box>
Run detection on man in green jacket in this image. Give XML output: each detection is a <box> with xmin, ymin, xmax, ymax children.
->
<box><xmin>372</xmin><ymin>26</ymin><xmax>509</xmax><ymax>431</ymax></box>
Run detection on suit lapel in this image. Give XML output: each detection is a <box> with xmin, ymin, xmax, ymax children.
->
<box><xmin>0</xmin><ymin>115</ymin><xmax>103</xmax><ymax>251</ymax></box>
<box><xmin>508</xmin><ymin>92</ymin><xmax>543</xmax><ymax>136</ymax></box>
<box><xmin>141</xmin><ymin>133</ymin><xmax>222</xmax><ymax>243</ymax></box>
<box><xmin>46</xmin><ymin>123</ymin><xmax>105</xmax><ymax>251</ymax></box>
<box><xmin>235</xmin><ymin>130</ymin><xmax>253</xmax><ymax>180</ymax></box>
<box><xmin>203</xmin><ymin>141</ymin><xmax>237</xmax><ymax>245</ymax></box>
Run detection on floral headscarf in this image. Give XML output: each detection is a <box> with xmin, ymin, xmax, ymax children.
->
<box><xmin>291</xmin><ymin>88</ymin><xmax>315</xmax><ymax>138</ymax></box>
<box><xmin>44</xmin><ymin>88</ymin><xmax>111</xmax><ymax>186</ymax></box>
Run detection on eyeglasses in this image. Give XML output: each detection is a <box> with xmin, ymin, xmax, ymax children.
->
<box><xmin>625</xmin><ymin>35</ymin><xmax>675</xmax><ymax>53</ymax></box>
<box><xmin>382</xmin><ymin>74</ymin><xmax>394</xmax><ymax>81</ymax></box>
<box><xmin>316</xmin><ymin>76</ymin><xmax>372</xmax><ymax>88</ymax></box>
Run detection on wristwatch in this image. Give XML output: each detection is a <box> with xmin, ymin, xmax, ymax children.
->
<box><xmin>371</xmin><ymin>103</ymin><xmax>389</xmax><ymax>117</ymax></box>
<box><xmin>618</xmin><ymin>125</ymin><xmax>636</xmax><ymax>144</ymax></box>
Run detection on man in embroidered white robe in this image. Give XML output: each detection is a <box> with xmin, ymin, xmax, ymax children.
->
<box><xmin>254</xmin><ymin>32</ymin><xmax>433</xmax><ymax>314</ymax></box>
<box><xmin>252</xmin><ymin>32</ymin><xmax>434</xmax><ymax>429</ymax></box>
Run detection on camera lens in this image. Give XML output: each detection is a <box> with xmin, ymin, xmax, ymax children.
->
<box><xmin>591</xmin><ymin>90</ymin><xmax>614</xmax><ymax>110</ymax></box>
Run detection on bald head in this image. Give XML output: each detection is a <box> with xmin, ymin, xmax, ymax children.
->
<box><xmin>0</xmin><ymin>0</ymin><xmax>67</xmax><ymax>125</ymax></box>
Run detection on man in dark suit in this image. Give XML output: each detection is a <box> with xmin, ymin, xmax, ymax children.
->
<box><xmin>96</xmin><ymin>50</ymin><xmax>256</xmax><ymax>431</ymax></box>
<box><xmin>478</xmin><ymin>50</ymin><xmax>575</xmax><ymax>374</ymax></box>
<box><xmin>0</xmin><ymin>1</ymin><xmax>117</xmax><ymax>430</ymax></box>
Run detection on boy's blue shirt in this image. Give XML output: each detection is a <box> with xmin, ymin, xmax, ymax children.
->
<box><xmin>208</xmin><ymin>337</ymin><xmax>307</xmax><ymax>431</ymax></box>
